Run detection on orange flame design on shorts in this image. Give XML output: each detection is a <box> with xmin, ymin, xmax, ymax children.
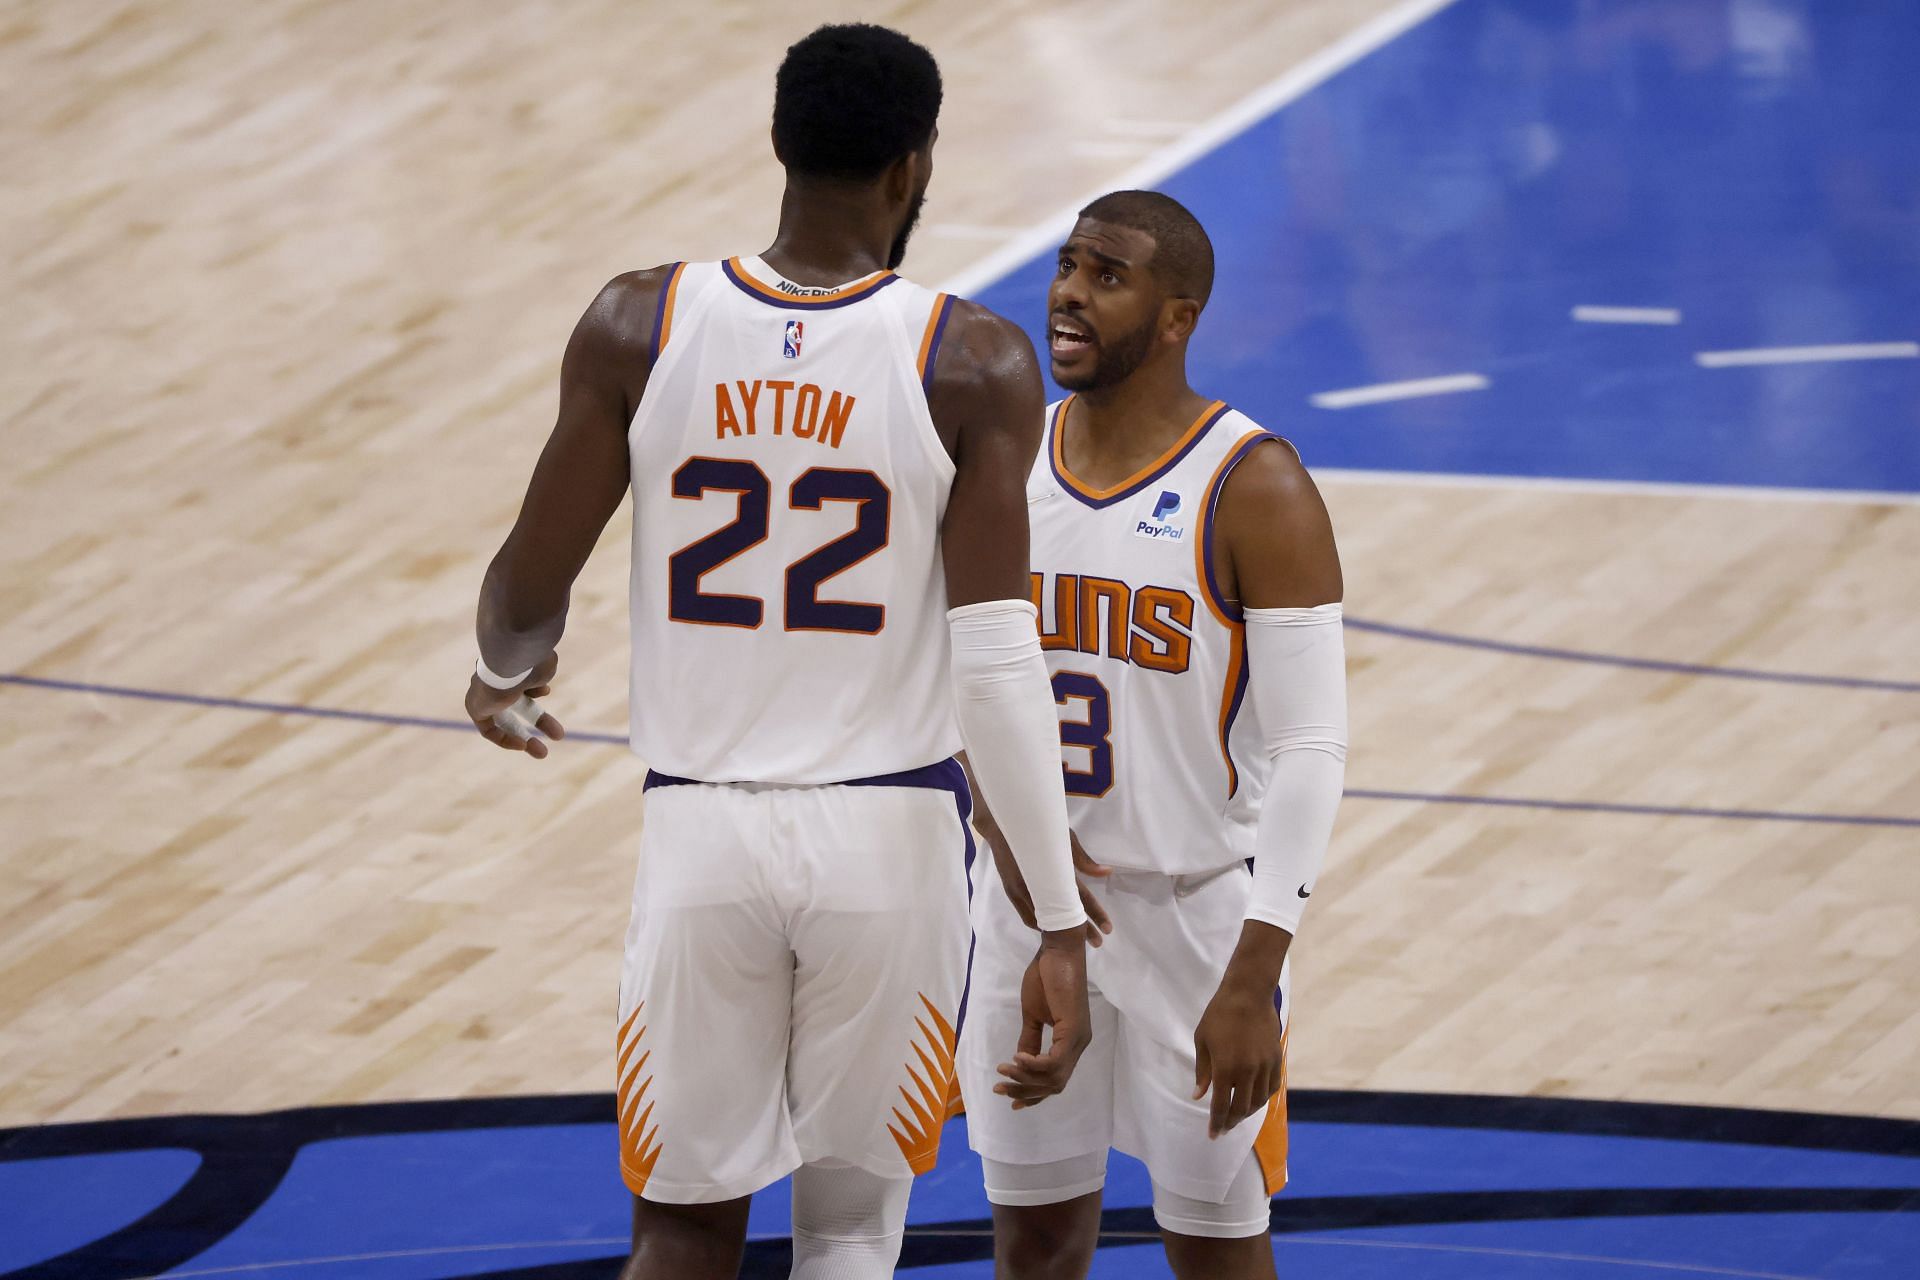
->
<box><xmin>887</xmin><ymin>994</ymin><xmax>958</xmax><ymax>1175</ymax></box>
<box><xmin>616</xmin><ymin>1002</ymin><xmax>665</xmax><ymax>1195</ymax></box>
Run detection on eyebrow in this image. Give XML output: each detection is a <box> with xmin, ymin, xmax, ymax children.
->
<box><xmin>1057</xmin><ymin>242</ymin><xmax>1133</xmax><ymax>270</ymax></box>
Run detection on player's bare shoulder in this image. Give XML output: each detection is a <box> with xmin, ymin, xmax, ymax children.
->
<box><xmin>1215</xmin><ymin>429</ymin><xmax>1343</xmax><ymax>605</ymax></box>
<box><xmin>566</xmin><ymin>266</ymin><xmax>679</xmax><ymax>410</ymax></box>
<box><xmin>923</xmin><ymin>299</ymin><xmax>1046</xmax><ymax>460</ymax></box>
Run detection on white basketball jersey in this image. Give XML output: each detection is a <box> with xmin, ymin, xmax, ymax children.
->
<box><xmin>1029</xmin><ymin>397</ymin><xmax>1289</xmax><ymax>874</ymax></box>
<box><xmin>626</xmin><ymin>257</ymin><xmax>962</xmax><ymax>784</ymax></box>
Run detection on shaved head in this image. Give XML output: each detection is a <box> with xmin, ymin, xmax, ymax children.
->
<box><xmin>1076</xmin><ymin>190</ymin><xmax>1215</xmax><ymax>309</ymax></box>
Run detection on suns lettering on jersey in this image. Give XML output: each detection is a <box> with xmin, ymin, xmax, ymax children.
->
<box><xmin>714</xmin><ymin>380</ymin><xmax>856</xmax><ymax>448</ymax></box>
<box><xmin>1030</xmin><ymin>572</ymin><xmax>1194</xmax><ymax>674</ymax></box>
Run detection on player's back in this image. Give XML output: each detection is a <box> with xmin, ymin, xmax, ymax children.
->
<box><xmin>627</xmin><ymin>257</ymin><xmax>961</xmax><ymax>784</ymax></box>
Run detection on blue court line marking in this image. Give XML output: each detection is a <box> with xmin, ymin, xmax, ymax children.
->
<box><xmin>1344</xmin><ymin>790</ymin><xmax>1920</xmax><ymax>830</ymax></box>
<box><xmin>0</xmin><ymin>673</ymin><xmax>632</xmax><ymax>746</ymax></box>
<box><xmin>6</xmin><ymin>671</ymin><xmax>1915</xmax><ymax>829</ymax></box>
<box><xmin>1345</xmin><ymin>619</ymin><xmax>1920</xmax><ymax>694</ymax></box>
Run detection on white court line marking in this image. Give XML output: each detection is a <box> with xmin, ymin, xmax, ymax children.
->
<box><xmin>1070</xmin><ymin>139</ymin><xmax>1158</xmax><ymax>160</ymax></box>
<box><xmin>1278</xmin><ymin>1236</ymin><xmax>1816</xmax><ymax>1279</ymax></box>
<box><xmin>1310</xmin><ymin>373</ymin><xmax>1489</xmax><ymax>409</ymax></box>
<box><xmin>1696</xmin><ymin>341</ymin><xmax>1919</xmax><ymax>368</ymax></box>
<box><xmin>925</xmin><ymin>223</ymin><xmax>1030</xmax><ymax>240</ymax></box>
<box><xmin>1102</xmin><ymin>118</ymin><xmax>1199</xmax><ymax>138</ymax></box>
<box><xmin>147</xmin><ymin>1239</ymin><xmax>629</xmax><ymax>1278</ymax></box>
<box><xmin>921</xmin><ymin>0</ymin><xmax>1899</xmax><ymax>511</ymax></box>
<box><xmin>1573</xmin><ymin>305</ymin><xmax>1681</xmax><ymax>325</ymax></box>
<box><xmin>147</xmin><ymin>1228</ymin><xmax>1817</xmax><ymax>1280</ymax></box>
<box><xmin>1312</xmin><ymin>466</ymin><xmax>1920</xmax><ymax>507</ymax></box>
<box><xmin>939</xmin><ymin>0</ymin><xmax>1462</xmax><ymax>297</ymax></box>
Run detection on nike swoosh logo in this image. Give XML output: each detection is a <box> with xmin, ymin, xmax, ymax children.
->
<box><xmin>1297</xmin><ymin>885</ymin><xmax>1312</xmax><ymax>899</ymax></box>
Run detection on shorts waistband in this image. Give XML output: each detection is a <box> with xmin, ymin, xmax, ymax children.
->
<box><xmin>643</xmin><ymin>757</ymin><xmax>975</xmax><ymax>868</ymax></box>
<box><xmin>642</xmin><ymin>757</ymin><xmax>967</xmax><ymax>796</ymax></box>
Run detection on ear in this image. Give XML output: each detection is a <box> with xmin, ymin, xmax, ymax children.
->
<box><xmin>770</xmin><ymin>122</ymin><xmax>786</xmax><ymax>166</ymax></box>
<box><xmin>884</xmin><ymin>150</ymin><xmax>917</xmax><ymax>205</ymax></box>
<box><xmin>1161</xmin><ymin>297</ymin><xmax>1202</xmax><ymax>344</ymax></box>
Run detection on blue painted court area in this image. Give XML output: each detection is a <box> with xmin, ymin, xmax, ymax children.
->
<box><xmin>3</xmin><ymin>1095</ymin><xmax>1916</xmax><ymax>1278</ymax></box>
<box><xmin>8</xmin><ymin>5</ymin><xmax>1920</xmax><ymax>1280</ymax></box>
<box><xmin>974</xmin><ymin>0</ymin><xmax>1920</xmax><ymax>493</ymax></box>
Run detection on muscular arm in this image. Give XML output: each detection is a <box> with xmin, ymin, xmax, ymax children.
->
<box><xmin>928</xmin><ymin>301</ymin><xmax>1091</xmax><ymax>1103</ymax></box>
<box><xmin>925</xmin><ymin>303</ymin><xmax>1084</xmax><ymax>933</ymax></box>
<box><xmin>464</xmin><ymin>270</ymin><xmax>666</xmax><ymax>758</ymax></box>
<box><xmin>927</xmin><ymin>301</ymin><xmax>1045</xmax><ymax>607</ymax></box>
<box><xmin>1193</xmin><ymin>440</ymin><xmax>1348</xmax><ymax>1136</ymax></box>
<box><xmin>1214</xmin><ymin>441</ymin><xmax>1345</xmax><ymax>985</ymax></box>
<box><xmin>475</xmin><ymin>270</ymin><xmax>665</xmax><ymax>675</ymax></box>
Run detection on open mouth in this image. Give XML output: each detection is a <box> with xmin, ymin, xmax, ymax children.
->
<box><xmin>1050</xmin><ymin>316</ymin><xmax>1095</xmax><ymax>357</ymax></box>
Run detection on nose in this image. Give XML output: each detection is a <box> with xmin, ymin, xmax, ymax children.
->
<box><xmin>1051</xmin><ymin>264</ymin><xmax>1090</xmax><ymax>311</ymax></box>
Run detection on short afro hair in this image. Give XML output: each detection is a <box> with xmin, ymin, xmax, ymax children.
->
<box><xmin>1078</xmin><ymin>190</ymin><xmax>1215</xmax><ymax>308</ymax></box>
<box><xmin>773</xmin><ymin>24</ymin><xmax>942</xmax><ymax>181</ymax></box>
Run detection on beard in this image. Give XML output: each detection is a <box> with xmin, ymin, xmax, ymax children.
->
<box><xmin>887</xmin><ymin>190</ymin><xmax>927</xmax><ymax>271</ymax></box>
<box><xmin>1054</xmin><ymin>313</ymin><xmax>1159</xmax><ymax>391</ymax></box>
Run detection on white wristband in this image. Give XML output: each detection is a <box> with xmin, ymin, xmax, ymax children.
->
<box><xmin>475</xmin><ymin>655</ymin><xmax>534</xmax><ymax>690</ymax></box>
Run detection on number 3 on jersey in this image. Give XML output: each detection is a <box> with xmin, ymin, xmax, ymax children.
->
<box><xmin>669</xmin><ymin>457</ymin><xmax>890</xmax><ymax>634</ymax></box>
<box><xmin>1052</xmin><ymin>670</ymin><xmax>1113</xmax><ymax>796</ymax></box>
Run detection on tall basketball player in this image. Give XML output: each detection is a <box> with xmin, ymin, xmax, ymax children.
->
<box><xmin>956</xmin><ymin>191</ymin><xmax>1348</xmax><ymax>1279</ymax></box>
<box><xmin>461</xmin><ymin>27</ymin><xmax>1092</xmax><ymax>1280</ymax></box>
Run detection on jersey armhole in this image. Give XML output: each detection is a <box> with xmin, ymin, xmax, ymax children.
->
<box><xmin>1196</xmin><ymin>428</ymin><xmax>1288</xmax><ymax>625</ymax></box>
<box><xmin>648</xmin><ymin>262</ymin><xmax>690</xmax><ymax>364</ymax></box>
<box><xmin>916</xmin><ymin>292</ymin><xmax>957</xmax><ymax>394</ymax></box>
<box><xmin>908</xmin><ymin>289</ymin><xmax>962</xmax><ymax>478</ymax></box>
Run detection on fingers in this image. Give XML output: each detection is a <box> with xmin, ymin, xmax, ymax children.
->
<box><xmin>1193</xmin><ymin>1038</ymin><xmax>1213</xmax><ymax>1102</ymax></box>
<box><xmin>1068</xmin><ymin>831</ymin><xmax>1110</xmax><ymax>877</ymax></box>
<box><xmin>1207</xmin><ymin>1066</ymin><xmax>1236</xmax><ymax>1138</ymax></box>
<box><xmin>993</xmin><ymin>1045</ymin><xmax>1077</xmax><ymax>1109</ymax></box>
<box><xmin>534</xmin><ymin>710</ymin><xmax>567</xmax><ymax>741</ymax></box>
<box><xmin>992</xmin><ymin>1062</ymin><xmax>1057</xmax><ymax>1109</ymax></box>
<box><xmin>1078</xmin><ymin>884</ymin><xmax>1113</xmax><ymax>947</ymax></box>
<box><xmin>474</xmin><ymin>721</ymin><xmax>526</xmax><ymax>753</ymax></box>
<box><xmin>1202</xmin><ymin>1058</ymin><xmax>1280</xmax><ymax>1139</ymax></box>
<box><xmin>1015</xmin><ymin>1011</ymin><xmax>1044</xmax><ymax>1060</ymax></box>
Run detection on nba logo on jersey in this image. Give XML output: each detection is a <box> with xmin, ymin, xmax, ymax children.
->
<box><xmin>1135</xmin><ymin>489</ymin><xmax>1186</xmax><ymax>541</ymax></box>
<box><xmin>783</xmin><ymin>319</ymin><xmax>804</xmax><ymax>359</ymax></box>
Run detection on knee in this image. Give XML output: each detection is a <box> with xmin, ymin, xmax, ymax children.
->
<box><xmin>995</xmin><ymin>1207</ymin><xmax>1099</xmax><ymax>1280</ymax></box>
<box><xmin>626</xmin><ymin>1197</ymin><xmax>747</xmax><ymax>1279</ymax></box>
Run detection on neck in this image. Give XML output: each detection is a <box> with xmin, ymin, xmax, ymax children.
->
<box><xmin>760</xmin><ymin>181</ymin><xmax>895</xmax><ymax>285</ymax></box>
<box><xmin>1071</xmin><ymin>353</ymin><xmax>1212</xmax><ymax>459</ymax></box>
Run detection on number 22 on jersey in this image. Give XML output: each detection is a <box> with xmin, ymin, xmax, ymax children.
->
<box><xmin>667</xmin><ymin>456</ymin><xmax>891</xmax><ymax>635</ymax></box>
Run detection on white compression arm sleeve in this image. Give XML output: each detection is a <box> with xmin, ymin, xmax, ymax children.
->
<box><xmin>1244</xmin><ymin>603</ymin><xmax>1348</xmax><ymax>935</ymax></box>
<box><xmin>948</xmin><ymin>600</ymin><xmax>1088</xmax><ymax>933</ymax></box>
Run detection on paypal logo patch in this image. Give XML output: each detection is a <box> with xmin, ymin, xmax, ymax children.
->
<box><xmin>1134</xmin><ymin>489</ymin><xmax>1187</xmax><ymax>542</ymax></box>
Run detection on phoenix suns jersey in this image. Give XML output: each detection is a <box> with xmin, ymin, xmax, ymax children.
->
<box><xmin>1029</xmin><ymin>397</ymin><xmax>1290</xmax><ymax>874</ymax></box>
<box><xmin>626</xmin><ymin>257</ymin><xmax>962</xmax><ymax>784</ymax></box>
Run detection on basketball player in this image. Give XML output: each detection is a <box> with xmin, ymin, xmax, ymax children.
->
<box><xmin>461</xmin><ymin>26</ymin><xmax>1093</xmax><ymax>1280</ymax></box>
<box><xmin>956</xmin><ymin>191</ymin><xmax>1348</xmax><ymax>1280</ymax></box>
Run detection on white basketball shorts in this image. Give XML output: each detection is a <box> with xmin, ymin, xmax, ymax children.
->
<box><xmin>956</xmin><ymin>852</ymin><xmax>1290</xmax><ymax>1204</ymax></box>
<box><xmin>615</xmin><ymin>760</ymin><xmax>973</xmax><ymax>1204</ymax></box>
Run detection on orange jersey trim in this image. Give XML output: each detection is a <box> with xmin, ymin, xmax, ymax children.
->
<box><xmin>1050</xmin><ymin>397</ymin><xmax>1229</xmax><ymax>507</ymax></box>
<box><xmin>1193</xmin><ymin>427</ymin><xmax>1276</xmax><ymax>625</ymax></box>
<box><xmin>722</xmin><ymin>257</ymin><xmax>899</xmax><ymax>309</ymax></box>
<box><xmin>917</xmin><ymin>293</ymin><xmax>955</xmax><ymax>390</ymax></box>
<box><xmin>650</xmin><ymin>262</ymin><xmax>687</xmax><ymax>363</ymax></box>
